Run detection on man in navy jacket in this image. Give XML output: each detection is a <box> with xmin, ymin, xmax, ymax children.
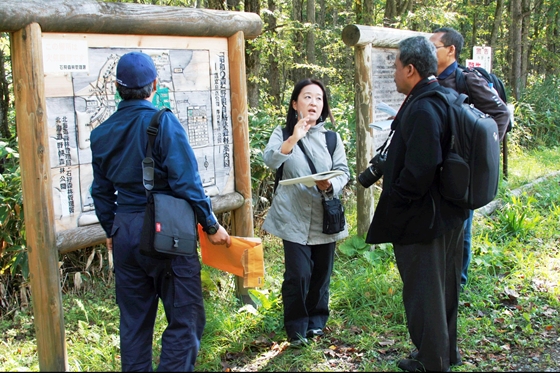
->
<box><xmin>430</xmin><ymin>27</ymin><xmax>510</xmax><ymax>290</ymax></box>
<box><xmin>366</xmin><ymin>36</ymin><xmax>469</xmax><ymax>372</ymax></box>
<box><xmin>91</xmin><ymin>51</ymin><xmax>230</xmax><ymax>372</ymax></box>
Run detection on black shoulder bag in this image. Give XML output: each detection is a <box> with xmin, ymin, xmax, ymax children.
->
<box><xmin>139</xmin><ymin>108</ymin><xmax>198</xmax><ymax>259</ymax></box>
<box><xmin>297</xmin><ymin>139</ymin><xmax>345</xmax><ymax>235</ymax></box>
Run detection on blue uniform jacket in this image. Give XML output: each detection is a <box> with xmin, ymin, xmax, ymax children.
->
<box><xmin>91</xmin><ymin>99</ymin><xmax>217</xmax><ymax>237</ymax></box>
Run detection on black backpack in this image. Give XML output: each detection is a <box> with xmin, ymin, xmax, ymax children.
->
<box><xmin>455</xmin><ymin>65</ymin><xmax>512</xmax><ymax>132</ymax></box>
<box><xmin>273</xmin><ymin>128</ymin><xmax>337</xmax><ymax>192</ymax></box>
<box><xmin>404</xmin><ymin>89</ymin><xmax>501</xmax><ymax>210</ymax></box>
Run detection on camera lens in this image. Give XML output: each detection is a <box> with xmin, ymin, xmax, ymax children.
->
<box><xmin>357</xmin><ymin>165</ymin><xmax>383</xmax><ymax>188</ymax></box>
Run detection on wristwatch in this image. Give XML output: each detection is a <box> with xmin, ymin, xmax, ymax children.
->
<box><xmin>205</xmin><ymin>222</ymin><xmax>220</xmax><ymax>235</ymax></box>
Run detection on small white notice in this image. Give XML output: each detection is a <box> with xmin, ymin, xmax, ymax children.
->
<box><xmin>42</xmin><ymin>38</ymin><xmax>89</xmax><ymax>73</ymax></box>
<box><xmin>279</xmin><ymin>170</ymin><xmax>345</xmax><ymax>188</ymax></box>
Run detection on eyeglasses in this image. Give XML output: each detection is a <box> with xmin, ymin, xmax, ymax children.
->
<box><xmin>434</xmin><ymin>45</ymin><xmax>449</xmax><ymax>49</ymax></box>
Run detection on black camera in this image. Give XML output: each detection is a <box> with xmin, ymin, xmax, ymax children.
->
<box><xmin>357</xmin><ymin>152</ymin><xmax>387</xmax><ymax>188</ymax></box>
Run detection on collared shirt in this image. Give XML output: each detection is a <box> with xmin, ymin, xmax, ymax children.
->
<box><xmin>91</xmin><ymin>99</ymin><xmax>216</xmax><ymax>237</ymax></box>
<box><xmin>262</xmin><ymin>123</ymin><xmax>350</xmax><ymax>245</ymax></box>
<box><xmin>438</xmin><ymin>61</ymin><xmax>458</xmax><ymax>80</ymax></box>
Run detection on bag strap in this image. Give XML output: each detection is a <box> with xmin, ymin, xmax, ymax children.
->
<box><xmin>454</xmin><ymin>66</ymin><xmax>472</xmax><ymax>103</ymax></box>
<box><xmin>297</xmin><ymin>141</ymin><xmax>318</xmax><ymax>174</ymax></box>
<box><xmin>400</xmin><ymin>89</ymin><xmax>465</xmax><ymax>158</ymax></box>
<box><xmin>273</xmin><ymin>128</ymin><xmax>337</xmax><ymax>192</ymax></box>
<box><xmin>143</xmin><ymin>108</ymin><xmax>172</xmax><ymax>196</ymax></box>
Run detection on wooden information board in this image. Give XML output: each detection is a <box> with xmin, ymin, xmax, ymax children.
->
<box><xmin>42</xmin><ymin>33</ymin><xmax>236</xmax><ymax>234</ymax></box>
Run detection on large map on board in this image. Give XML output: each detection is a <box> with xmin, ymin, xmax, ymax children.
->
<box><xmin>43</xmin><ymin>34</ymin><xmax>234</xmax><ymax>232</ymax></box>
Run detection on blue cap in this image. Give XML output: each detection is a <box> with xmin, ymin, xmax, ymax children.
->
<box><xmin>116</xmin><ymin>52</ymin><xmax>157</xmax><ymax>88</ymax></box>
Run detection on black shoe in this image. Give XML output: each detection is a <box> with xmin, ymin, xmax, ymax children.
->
<box><xmin>306</xmin><ymin>328</ymin><xmax>324</xmax><ymax>338</ymax></box>
<box><xmin>409</xmin><ymin>351</ymin><xmax>462</xmax><ymax>367</ymax></box>
<box><xmin>288</xmin><ymin>337</ymin><xmax>309</xmax><ymax>348</ymax></box>
<box><xmin>397</xmin><ymin>359</ymin><xmax>427</xmax><ymax>372</ymax></box>
<box><xmin>398</xmin><ymin>358</ymin><xmax>450</xmax><ymax>372</ymax></box>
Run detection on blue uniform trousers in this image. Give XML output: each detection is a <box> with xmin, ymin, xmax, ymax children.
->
<box><xmin>461</xmin><ymin>209</ymin><xmax>474</xmax><ymax>286</ymax></box>
<box><xmin>111</xmin><ymin>212</ymin><xmax>205</xmax><ymax>372</ymax></box>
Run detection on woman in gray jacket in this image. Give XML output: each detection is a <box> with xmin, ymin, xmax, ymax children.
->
<box><xmin>262</xmin><ymin>78</ymin><xmax>350</xmax><ymax>347</ymax></box>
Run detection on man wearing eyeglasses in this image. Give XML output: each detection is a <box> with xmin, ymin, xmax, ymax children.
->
<box><xmin>429</xmin><ymin>27</ymin><xmax>510</xmax><ymax>293</ymax></box>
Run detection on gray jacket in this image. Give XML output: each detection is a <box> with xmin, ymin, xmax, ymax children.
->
<box><xmin>262</xmin><ymin>123</ymin><xmax>350</xmax><ymax>245</ymax></box>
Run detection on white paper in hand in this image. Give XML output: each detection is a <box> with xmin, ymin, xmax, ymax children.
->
<box><xmin>279</xmin><ymin>170</ymin><xmax>345</xmax><ymax>188</ymax></box>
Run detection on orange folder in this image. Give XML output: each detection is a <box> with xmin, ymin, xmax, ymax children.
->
<box><xmin>198</xmin><ymin>224</ymin><xmax>265</xmax><ymax>288</ymax></box>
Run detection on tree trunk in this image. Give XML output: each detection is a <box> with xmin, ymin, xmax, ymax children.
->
<box><xmin>292</xmin><ymin>0</ymin><xmax>304</xmax><ymax>83</ymax></box>
<box><xmin>207</xmin><ymin>0</ymin><xmax>225</xmax><ymax>10</ymax></box>
<box><xmin>318</xmin><ymin>0</ymin><xmax>326</xmax><ymax>27</ymax></box>
<box><xmin>510</xmin><ymin>0</ymin><xmax>522</xmax><ymax>99</ymax></box>
<box><xmin>265</xmin><ymin>0</ymin><xmax>280</xmax><ymax>108</ymax></box>
<box><xmin>383</xmin><ymin>0</ymin><xmax>412</xmax><ymax>28</ymax></box>
<box><xmin>306</xmin><ymin>0</ymin><xmax>316</xmax><ymax>77</ymax></box>
<box><xmin>489</xmin><ymin>0</ymin><xmax>504</xmax><ymax>47</ymax></box>
<box><xmin>470</xmin><ymin>2</ymin><xmax>478</xmax><ymax>54</ymax></box>
<box><xmin>227</xmin><ymin>0</ymin><xmax>240</xmax><ymax>11</ymax></box>
<box><xmin>544</xmin><ymin>2</ymin><xmax>559</xmax><ymax>77</ymax></box>
<box><xmin>245</xmin><ymin>0</ymin><xmax>261</xmax><ymax>109</ymax></box>
<box><xmin>520</xmin><ymin>0</ymin><xmax>530</xmax><ymax>89</ymax></box>
<box><xmin>0</xmin><ymin>47</ymin><xmax>10</xmax><ymax>139</ymax></box>
<box><xmin>384</xmin><ymin>0</ymin><xmax>396</xmax><ymax>27</ymax></box>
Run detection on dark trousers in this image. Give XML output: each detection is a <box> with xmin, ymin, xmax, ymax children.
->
<box><xmin>112</xmin><ymin>212</ymin><xmax>206</xmax><ymax>372</ymax></box>
<box><xmin>282</xmin><ymin>240</ymin><xmax>335</xmax><ymax>340</ymax></box>
<box><xmin>393</xmin><ymin>226</ymin><xmax>463</xmax><ymax>372</ymax></box>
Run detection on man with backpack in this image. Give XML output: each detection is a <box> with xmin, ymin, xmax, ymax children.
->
<box><xmin>430</xmin><ymin>27</ymin><xmax>511</xmax><ymax>290</ymax></box>
<box><xmin>366</xmin><ymin>36</ymin><xmax>469</xmax><ymax>372</ymax></box>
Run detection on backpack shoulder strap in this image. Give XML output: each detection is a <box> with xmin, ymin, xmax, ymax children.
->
<box><xmin>400</xmin><ymin>88</ymin><xmax>463</xmax><ymax>152</ymax></box>
<box><xmin>454</xmin><ymin>66</ymin><xmax>470</xmax><ymax>99</ymax></box>
<box><xmin>273</xmin><ymin>127</ymin><xmax>291</xmax><ymax>192</ymax></box>
<box><xmin>325</xmin><ymin>130</ymin><xmax>337</xmax><ymax>158</ymax></box>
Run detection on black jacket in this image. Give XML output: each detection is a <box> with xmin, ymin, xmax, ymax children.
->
<box><xmin>366</xmin><ymin>77</ymin><xmax>469</xmax><ymax>245</ymax></box>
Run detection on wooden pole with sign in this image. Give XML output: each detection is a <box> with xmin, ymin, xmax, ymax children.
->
<box><xmin>228</xmin><ymin>31</ymin><xmax>255</xmax><ymax>304</ymax></box>
<box><xmin>11</xmin><ymin>22</ymin><xmax>68</xmax><ymax>372</ymax></box>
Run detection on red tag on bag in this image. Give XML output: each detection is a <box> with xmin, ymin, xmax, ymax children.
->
<box><xmin>155</xmin><ymin>222</ymin><xmax>161</xmax><ymax>232</ymax></box>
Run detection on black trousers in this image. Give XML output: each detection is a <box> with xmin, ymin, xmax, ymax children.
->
<box><xmin>393</xmin><ymin>226</ymin><xmax>464</xmax><ymax>372</ymax></box>
<box><xmin>282</xmin><ymin>240</ymin><xmax>336</xmax><ymax>340</ymax></box>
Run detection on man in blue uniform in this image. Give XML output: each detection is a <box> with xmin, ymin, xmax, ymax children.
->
<box><xmin>430</xmin><ymin>27</ymin><xmax>510</xmax><ymax>290</ymax></box>
<box><xmin>91</xmin><ymin>51</ymin><xmax>231</xmax><ymax>372</ymax></box>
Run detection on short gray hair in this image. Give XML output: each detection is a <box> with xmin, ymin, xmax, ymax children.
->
<box><xmin>398</xmin><ymin>36</ymin><xmax>438</xmax><ymax>79</ymax></box>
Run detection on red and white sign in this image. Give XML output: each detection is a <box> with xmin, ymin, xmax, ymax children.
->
<box><xmin>471</xmin><ymin>46</ymin><xmax>492</xmax><ymax>72</ymax></box>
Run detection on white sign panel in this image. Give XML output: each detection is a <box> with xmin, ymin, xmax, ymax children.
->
<box><xmin>42</xmin><ymin>38</ymin><xmax>89</xmax><ymax>73</ymax></box>
<box><xmin>472</xmin><ymin>46</ymin><xmax>492</xmax><ymax>72</ymax></box>
<box><xmin>42</xmin><ymin>33</ymin><xmax>234</xmax><ymax>233</ymax></box>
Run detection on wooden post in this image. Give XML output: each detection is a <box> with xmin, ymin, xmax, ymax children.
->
<box><xmin>11</xmin><ymin>23</ymin><xmax>68</xmax><ymax>371</ymax></box>
<box><xmin>354</xmin><ymin>44</ymin><xmax>375</xmax><ymax>237</ymax></box>
<box><xmin>228</xmin><ymin>31</ymin><xmax>255</xmax><ymax>304</ymax></box>
<box><xmin>0</xmin><ymin>0</ymin><xmax>262</xmax><ymax>39</ymax></box>
<box><xmin>342</xmin><ymin>25</ymin><xmax>432</xmax><ymax>236</ymax></box>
